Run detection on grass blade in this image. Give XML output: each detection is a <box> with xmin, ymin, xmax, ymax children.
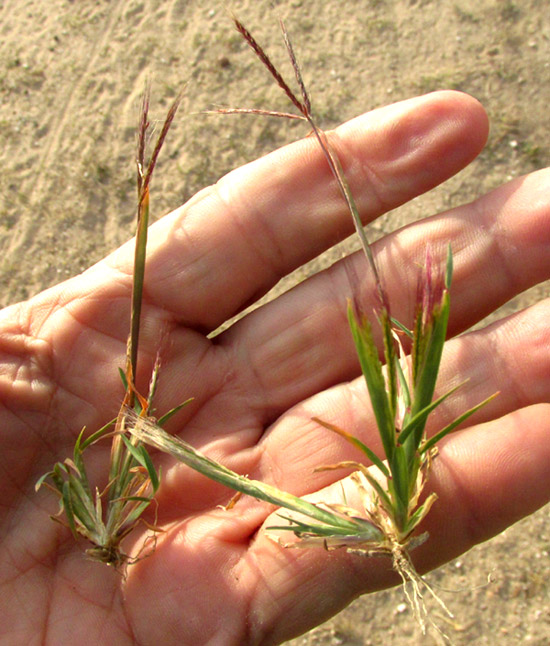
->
<box><xmin>126</xmin><ymin>411</ymin><xmax>382</xmax><ymax>539</ymax></box>
<box><xmin>420</xmin><ymin>392</ymin><xmax>499</xmax><ymax>454</ymax></box>
<box><xmin>348</xmin><ymin>304</ymin><xmax>396</xmax><ymax>462</ymax></box>
<box><xmin>312</xmin><ymin>416</ymin><xmax>389</xmax><ymax>477</ymax></box>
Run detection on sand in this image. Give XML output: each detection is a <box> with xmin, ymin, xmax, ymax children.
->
<box><xmin>1</xmin><ymin>0</ymin><xmax>549</xmax><ymax>643</ymax></box>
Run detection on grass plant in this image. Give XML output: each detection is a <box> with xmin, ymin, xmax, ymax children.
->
<box><xmin>217</xmin><ymin>17</ymin><xmax>496</xmax><ymax>553</ymax></box>
<box><xmin>36</xmin><ymin>88</ymin><xmax>185</xmax><ymax>569</ymax></box>
<box><xmin>222</xmin><ymin>20</ymin><xmax>500</xmax><ymax>633</ymax></box>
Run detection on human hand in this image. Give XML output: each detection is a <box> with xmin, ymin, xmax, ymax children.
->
<box><xmin>2</xmin><ymin>91</ymin><xmax>550</xmax><ymax>645</ymax></box>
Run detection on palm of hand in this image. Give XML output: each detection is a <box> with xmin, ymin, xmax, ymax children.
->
<box><xmin>2</xmin><ymin>93</ymin><xmax>550</xmax><ymax>645</ymax></box>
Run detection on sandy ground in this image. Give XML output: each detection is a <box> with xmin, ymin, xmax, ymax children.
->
<box><xmin>1</xmin><ymin>0</ymin><xmax>549</xmax><ymax>644</ymax></box>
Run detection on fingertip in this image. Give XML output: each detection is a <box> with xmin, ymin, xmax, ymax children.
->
<box><xmin>429</xmin><ymin>90</ymin><xmax>489</xmax><ymax>162</ymax></box>
<box><xmin>332</xmin><ymin>91</ymin><xmax>489</xmax><ymax>212</ymax></box>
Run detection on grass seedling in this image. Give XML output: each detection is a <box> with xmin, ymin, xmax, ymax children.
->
<box><xmin>36</xmin><ymin>88</ymin><xmax>186</xmax><ymax>569</ymax></box>
<box><xmin>218</xmin><ymin>19</ymin><xmax>499</xmax><ymax>634</ymax></box>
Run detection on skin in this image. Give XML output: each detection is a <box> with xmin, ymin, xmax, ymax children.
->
<box><xmin>1</xmin><ymin>91</ymin><xmax>550</xmax><ymax>645</ymax></box>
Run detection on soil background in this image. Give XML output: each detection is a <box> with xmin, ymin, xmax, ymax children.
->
<box><xmin>1</xmin><ymin>0</ymin><xmax>549</xmax><ymax>644</ymax></box>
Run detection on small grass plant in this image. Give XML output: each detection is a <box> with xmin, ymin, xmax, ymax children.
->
<box><xmin>36</xmin><ymin>88</ymin><xmax>187</xmax><ymax>569</ymax></box>
<box><xmin>222</xmin><ymin>19</ymin><xmax>500</xmax><ymax>633</ymax></box>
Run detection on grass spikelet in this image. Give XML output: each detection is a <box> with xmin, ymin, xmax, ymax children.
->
<box><xmin>233</xmin><ymin>18</ymin><xmax>308</xmax><ymax>116</ymax></box>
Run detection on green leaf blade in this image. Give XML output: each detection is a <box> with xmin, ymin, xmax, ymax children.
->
<box><xmin>348</xmin><ymin>303</ymin><xmax>396</xmax><ymax>462</ymax></box>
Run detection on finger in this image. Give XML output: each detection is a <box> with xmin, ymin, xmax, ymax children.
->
<box><xmin>105</xmin><ymin>91</ymin><xmax>487</xmax><ymax>330</ymax></box>
<box><xmin>244</xmin><ymin>403</ymin><xmax>550</xmax><ymax>644</ymax></box>
<box><xmin>223</xmin><ymin>168</ymin><xmax>550</xmax><ymax>418</ymax></box>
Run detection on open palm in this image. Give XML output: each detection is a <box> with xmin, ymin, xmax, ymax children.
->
<box><xmin>2</xmin><ymin>92</ymin><xmax>550</xmax><ymax>645</ymax></box>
